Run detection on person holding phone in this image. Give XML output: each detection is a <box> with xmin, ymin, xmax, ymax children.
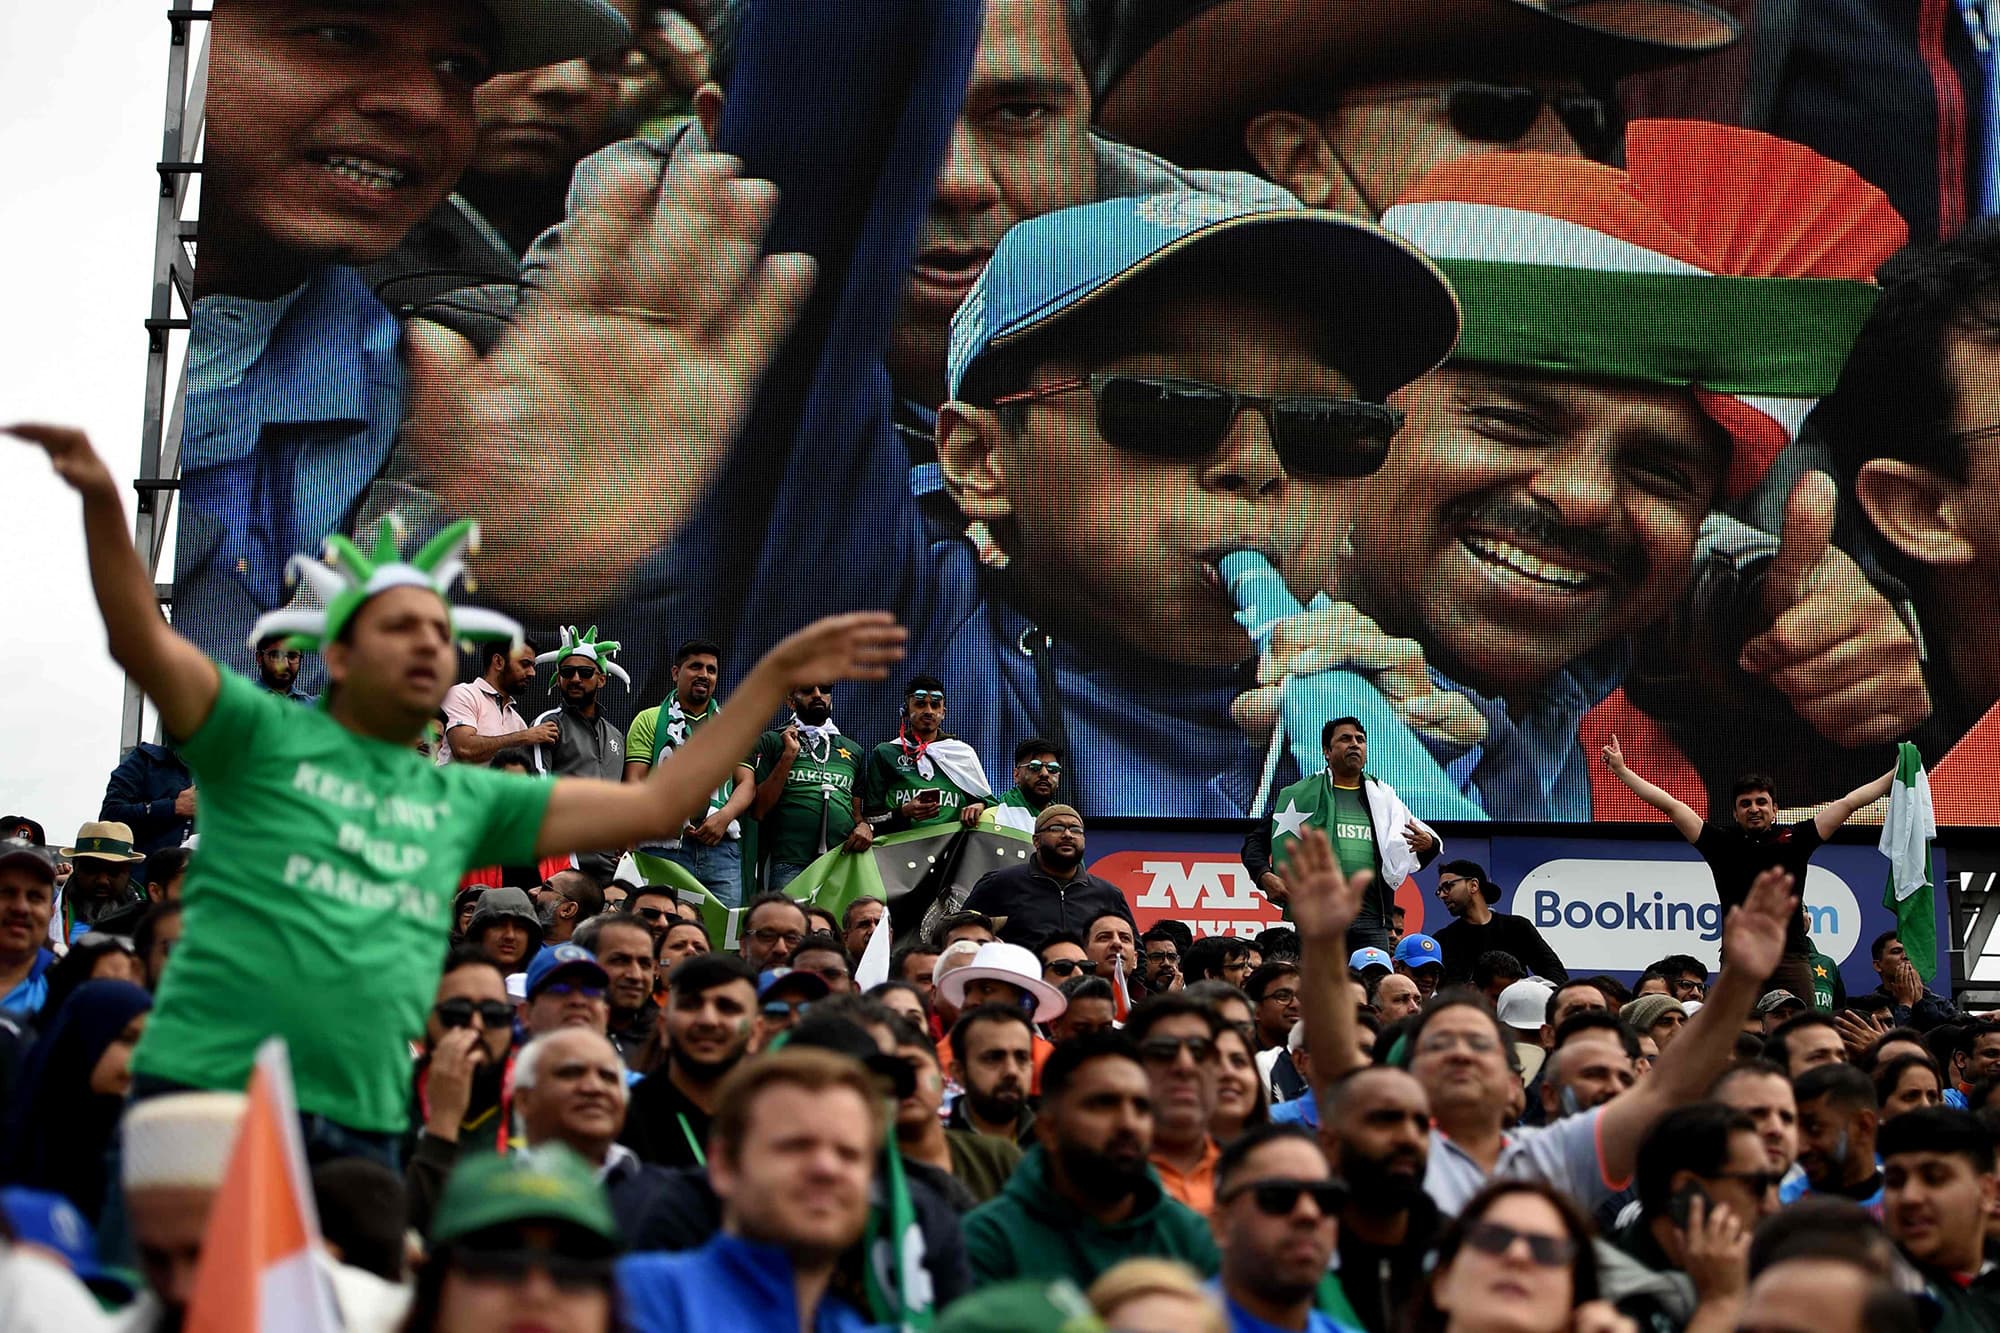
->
<box><xmin>864</xmin><ymin>676</ymin><xmax>993</xmax><ymax>831</ymax></box>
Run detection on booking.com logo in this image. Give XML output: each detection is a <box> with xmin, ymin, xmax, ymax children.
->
<box><xmin>1508</xmin><ymin>860</ymin><xmax>1862</xmax><ymax>972</ymax></box>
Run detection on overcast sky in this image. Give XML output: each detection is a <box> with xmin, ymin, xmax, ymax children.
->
<box><xmin>0</xmin><ymin>4</ymin><xmax>199</xmax><ymax>839</ymax></box>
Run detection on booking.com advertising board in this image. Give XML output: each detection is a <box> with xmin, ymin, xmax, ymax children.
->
<box><xmin>1082</xmin><ymin>825</ymin><xmax>1955</xmax><ymax>997</ymax></box>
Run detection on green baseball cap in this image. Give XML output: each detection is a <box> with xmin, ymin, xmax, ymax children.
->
<box><xmin>937</xmin><ymin>1279</ymin><xmax>1108</xmax><ymax>1333</ymax></box>
<box><xmin>430</xmin><ymin>1146</ymin><xmax>618</xmax><ymax>1248</ymax></box>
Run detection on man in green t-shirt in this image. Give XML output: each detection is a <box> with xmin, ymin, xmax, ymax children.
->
<box><xmin>624</xmin><ymin>638</ymin><xmax>758</xmax><ymax>906</ymax></box>
<box><xmin>864</xmin><ymin>675</ymin><xmax>993</xmax><ymax>832</ymax></box>
<box><xmin>11</xmin><ymin>422</ymin><xmax>904</xmax><ymax>1155</ymax></box>
<box><xmin>750</xmin><ymin>682</ymin><xmax>872</xmax><ymax>891</ymax></box>
<box><xmin>992</xmin><ymin>737</ymin><xmax>1063</xmax><ymax>828</ymax></box>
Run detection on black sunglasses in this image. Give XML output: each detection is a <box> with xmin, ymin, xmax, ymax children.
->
<box><xmin>558</xmin><ymin>665</ymin><xmax>598</xmax><ymax>680</ymax></box>
<box><xmin>991</xmin><ymin>374</ymin><xmax>1403</xmax><ymax>479</ymax></box>
<box><xmin>1045</xmin><ymin>959</ymin><xmax>1097</xmax><ymax>977</ymax></box>
<box><xmin>1224</xmin><ymin>1177</ymin><xmax>1348</xmax><ymax>1217</ymax></box>
<box><xmin>1343</xmin><ymin>80</ymin><xmax>1620</xmax><ymax>161</ymax></box>
<box><xmin>1463</xmin><ymin>1219</ymin><xmax>1577</xmax><ymax>1267</ymax></box>
<box><xmin>634</xmin><ymin>906</ymin><xmax>673</xmax><ymax>922</ymax></box>
<box><xmin>435</xmin><ymin>997</ymin><xmax>515</xmax><ymax>1030</ymax></box>
<box><xmin>452</xmin><ymin>1245</ymin><xmax>613</xmax><ymax>1292</ymax></box>
<box><xmin>1137</xmin><ymin>1035</ymin><xmax>1216</xmax><ymax>1066</ymax></box>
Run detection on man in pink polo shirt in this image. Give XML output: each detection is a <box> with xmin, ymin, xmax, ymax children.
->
<box><xmin>439</xmin><ymin>639</ymin><xmax>557</xmax><ymax>765</ymax></box>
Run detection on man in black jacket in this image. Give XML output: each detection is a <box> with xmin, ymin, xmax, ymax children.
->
<box><xmin>1431</xmin><ymin>861</ymin><xmax>1567</xmax><ymax>987</ymax></box>
<box><xmin>962</xmin><ymin>805</ymin><xmax>1135</xmax><ymax>949</ymax></box>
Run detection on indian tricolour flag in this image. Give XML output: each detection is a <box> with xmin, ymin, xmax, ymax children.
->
<box><xmin>183</xmin><ymin>1038</ymin><xmax>342</xmax><ymax>1333</ymax></box>
<box><xmin>1879</xmin><ymin>741</ymin><xmax>1939</xmax><ymax>980</ymax></box>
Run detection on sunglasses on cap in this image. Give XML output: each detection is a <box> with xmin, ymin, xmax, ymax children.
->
<box><xmin>1020</xmin><ymin>759</ymin><xmax>1062</xmax><ymax>775</ymax></box>
<box><xmin>1341</xmin><ymin>80</ymin><xmax>1621</xmax><ymax>161</ymax></box>
<box><xmin>558</xmin><ymin>665</ymin><xmax>598</xmax><ymax>680</ymax></box>
<box><xmin>991</xmin><ymin>374</ymin><xmax>1403</xmax><ymax>479</ymax></box>
<box><xmin>1222</xmin><ymin>1177</ymin><xmax>1348</xmax><ymax>1217</ymax></box>
<box><xmin>1462</xmin><ymin>1219</ymin><xmax>1577</xmax><ymax>1267</ymax></box>
<box><xmin>435</xmin><ymin>998</ymin><xmax>515</xmax><ymax>1030</ymax></box>
<box><xmin>1044</xmin><ymin>958</ymin><xmax>1097</xmax><ymax>978</ymax></box>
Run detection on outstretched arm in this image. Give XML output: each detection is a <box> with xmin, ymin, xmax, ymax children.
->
<box><xmin>536</xmin><ymin>613</ymin><xmax>904</xmax><ymax>854</ymax></box>
<box><xmin>1815</xmin><ymin>766</ymin><xmax>1896</xmax><ymax>839</ymax></box>
<box><xmin>8</xmin><ymin>425</ymin><xmax>219</xmax><ymax>740</ymax></box>
<box><xmin>1286</xmin><ymin>828</ymin><xmax>1368</xmax><ymax>1096</ymax></box>
<box><xmin>1596</xmin><ymin>866</ymin><xmax>1797</xmax><ymax>1184</ymax></box>
<box><xmin>1600</xmin><ymin>734</ymin><xmax>1703</xmax><ymax>843</ymax></box>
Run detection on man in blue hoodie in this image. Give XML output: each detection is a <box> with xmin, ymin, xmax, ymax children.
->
<box><xmin>618</xmin><ymin>1047</ymin><xmax>887</xmax><ymax>1332</ymax></box>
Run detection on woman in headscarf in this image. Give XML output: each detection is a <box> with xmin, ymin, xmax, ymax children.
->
<box><xmin>3</xmin><ymin>979</ymin><xmax>151</xmax><ymax>1223</ymax></box>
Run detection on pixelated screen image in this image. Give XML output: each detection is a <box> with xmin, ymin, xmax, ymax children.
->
<box><xmin>172</xmin><ymin>0</ymin><xmax>2000</xmax><ymax>824</ymax></box>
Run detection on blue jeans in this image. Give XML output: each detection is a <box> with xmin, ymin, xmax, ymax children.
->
<box><xmin>767</xmin><ymin>861</ymin><xmax>809</xmax><ymax>892</ymax></box>
<box><xmin>659</xmin><ymin>839</ymin><xmax>744</xmax><ymax>908</ymax></box>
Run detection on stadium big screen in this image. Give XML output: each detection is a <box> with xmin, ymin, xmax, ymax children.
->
<box><xmin>170</xmin><ymin>0</ymin><xmax>2000</xmax><ymax>877</ymax></box>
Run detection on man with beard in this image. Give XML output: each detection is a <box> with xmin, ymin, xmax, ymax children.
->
<box><xmin>1792</xmin><ymin>1063</ymin><xmax>1885</xmax><ymax>1216</ymax></box>
<box><xmin>529</xmin><ymin>869</ymin><xmax>602</xmax><ymax>946</ymax></box>
<box><xmin>55</xmin><ymin>821</ymin><xmax>149</xmax><ymax>935</ymax></box>
<box><xmin>1129</xmin><ymin>994</ymin><xmax>1225</xmax><ymax>1210</ymax></box>
<box><xmin>1319</xmin><ymin>1067</ymin><xmax>1438</xmax><ymax>1333</ymax></box>
<box><xmin>963</xmin><ymin>804</ymin><xmax>1134</xmax><ymax>951</ymax></box>
<box><xmin>1242</xmin><ymin>125</ymin><xmax>1916</xmax><ymax>823</ymax></box>
<box><xmin>891</xmin><ymin>1013</ymin><xmax>1023</xmax><ymax>1207</ymax></box>
<box><xmin>840</xmin><ymin>897</ymin><xmax>886</xmax><ymax>961</ymax></box>
<box><xmin>948</xmin><ymin>1003</ymin><xmax>1039</xmax><ymax>1144</ymax></box>
<box><xmin>627</xmin><ymin>639</ymin><xmax>758</xmax><ymax>905</ymax></box>
<box><xmin>574</xmin><ymin>911</ymin><xmax>659</xmax><ymax>1065</ymax></box>
<box><xmin>439</xmin><ymin>639</ymin><xmax>554</xmax><ymax>766</ymax></box>
<box><xmin>254</xmin><ymin>634</ymin><xmax>314</xmax><ymax>702</ymax></box>
<box><xmin>996</xmin><ymin>739</ymin><xmax>1065</xmax><ymax>822</ymax></box>
<box><xmin>738</xmin><ymin>892</ymin><xmax>810</xmax><ymax>972</ymax></box>
<box><xmin>963</xmin><ymin>1030</ymin><xmax>1220</xmax><ymax>1286</ymax></box>
<box><xmin>406</xmin><ymin>951</ymin><xmax>517</xmax><ymax>1231</ymax></box>
<box><xmin>621</xmin><ymin>953</ymin><xmax>757</xmax><ymax>1167</ymax></box>
<box><xmin>1605</xmin><ymin>753</ymin><xmax>1892</xmax><ymax>1003</ymax></box>
<box><xmin>1213</xmin><ymin>1123</ymin><xmax>1358</xmax><ymax>1333</ymax></box>
<box><xmin>749</xmin><ymin>682</ymin><xmax>871</xmax><ymax>891</ymax></box>
<box><xmin>528</xmin><ymin>626</ymin><xmax>631</xmax><ymax>881</ymax></box>
<box><xmin>1431</xmin><ymin>860</ymin><xmax>1564</xmax><ymax>987</ymax></box>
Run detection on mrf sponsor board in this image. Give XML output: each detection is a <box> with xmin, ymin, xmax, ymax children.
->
<box><xmin>1083</xmin><ymin>823</ymin><xmax>1953</xmax><ymax>995</ymax></box>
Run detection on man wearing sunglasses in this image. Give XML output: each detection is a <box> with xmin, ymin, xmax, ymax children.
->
<box><xmin>1601</xmin><ymin>1102</ymin><xmax>1778</xmax><ymax>1331</ymax></box>
<box><xmin>1127</xmin><ymin>994</ymin><xmax>1227</xmax><ymax>1211</ymax></box>
<box><xmin>864</xmin><ymin>676</ymin><xmax>993</xmax><ymax>832</ymax></box>
<box><xmin>527</xmin><ymin>628</ymin><xmax>631</xmax><ymax>883</ymax></box>
<box><xmin>407</xmin><ymin>952</ymin><xmax>519</xmax><ymax>1230</ymax></box>
<box><xmin>1212</xmin><ymin>1123</ymin><xmax>1358</xmax><ymax>1333</ymax></box>
<box><xmin>1257</xmin><ymin>125</ymin><xmax>1915</xmax><ymax>822</ymax></box>
<box><xmin>996</xmin><ymin>738</ymin><xmax>1066</xmax><ymax>822</ymax></box>
<box><xmin>749</xmin><ymin>682</ymin><xmax>872</xmax><ymax>892</ymax></box>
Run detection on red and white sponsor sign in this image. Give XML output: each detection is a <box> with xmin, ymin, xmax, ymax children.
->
<box><xmin>1090</xmin><ymin>850</ymin><xmax>1426</xmax><ymax>940</ymax></box>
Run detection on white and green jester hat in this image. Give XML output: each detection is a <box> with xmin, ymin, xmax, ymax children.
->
<box><xmin>244</xmin><ymin>514</ymin><xmax>523</xmax><ymax>656</ymax></box>
<box><xmin>535</xmin><ymin>625</ymin><xmax>631</xmax><ymax>690</ymax></box>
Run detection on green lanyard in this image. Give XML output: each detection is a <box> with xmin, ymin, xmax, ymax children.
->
<box><xmin>676</xmin><ymin>1112</ymin><xmax>706</xmax><ymax>1167</ymax></box>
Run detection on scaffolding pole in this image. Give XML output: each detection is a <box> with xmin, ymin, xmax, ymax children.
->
<box><xmin>124</xmin><ymin>3</ymin><xmax>208</xmax><ymax>753</ymax></box>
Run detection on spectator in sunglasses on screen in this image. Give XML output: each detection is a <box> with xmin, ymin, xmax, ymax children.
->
<box><xmin>1094</xmin><ymin>1</ymin><xmax>1739</xmax><ymax>220</ymax></box>
<box><xmin>1240</xmin><ymin>124</ymin><xmax>1917</xmax><ymax>822</ymax></box>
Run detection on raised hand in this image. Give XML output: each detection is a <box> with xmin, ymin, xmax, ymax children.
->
<box><xmin>1739</xmin><ymin>471</ymin><xmax>1929</xmax><ymax>746</ymax></box>
<box><xmin>6</xmin><ymin>423</ymin><xmax>119</xmax><ymax>498</ymax></box>
<box><xmin>1720</xmin><ymin>866</ymin><xmax>1796</xmax><ymax>984</ymax></box>
<box><xmin>1279</xmin><ymin>827</ymin><xmax>1361</xmax><ymax>944</ymax></box>
<box><xmin>1601</xmin><ymin>733</ymin><xmax>1627</xmax><ymax>773</ymax></box>
<box><xmin>403</xmin><ymin>150</ymin><xmax>817</xmax><ymax>612</ymax></box>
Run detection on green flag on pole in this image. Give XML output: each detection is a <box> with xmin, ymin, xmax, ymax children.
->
<box><xmin>1878</xmin><ymin>741</ymin><xmax>1939</xmax><ymax>981</ymax></box>
<box><xmin>865</xmin><ymin>1116</ymin><xmax>934</xmax><ymax>1331</ymax></box>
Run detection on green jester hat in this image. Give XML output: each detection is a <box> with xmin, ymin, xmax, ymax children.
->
<box><xmin>535</xmin><ymin>625</ymin><xmax>631</xmax><ymax>690</ymax></box>
<box><xmin>244</xmin><ymin>514</ymin><xmax>524</xmax><ymax>654</ymax></box>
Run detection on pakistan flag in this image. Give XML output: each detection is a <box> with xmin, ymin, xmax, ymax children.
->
<box><xmin>1269</xmin><ymin>771</ymin><xmax>1379</xmax><ymax>880</ymax></box>
<box><xmin>788</xmin><ymin>820</ymin><xmax>1034</xmax><ymax>940</ymax></box>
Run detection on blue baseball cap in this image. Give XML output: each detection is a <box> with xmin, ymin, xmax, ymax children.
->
<box><xmin>1394</xmin><ymin>934</ymin><xmax>1442</xmax><ymax>969</ymax></box>
<box><xmin>759</xmin><ymin>967</ymin><xmax>831</xmax><ymax>1003</ymax></box>
<box><xmin>524</xmin><ymin>942</ymin><xmax>608</xmax><ymax>999</ymax></box>
<box><xmin>945</xmin><ymin>192</ymin><xmax>1460</xmax><ymax>403</ymax></box>
<box><xmin>1</xmin><ymin>1187</ymin><xmax>131</xmax><ymax>1300</ymax></box>
<box><xmin>1349</xmin><ymin>946</ymin><xmax>1393</xmax><ymax>974</ymax></box>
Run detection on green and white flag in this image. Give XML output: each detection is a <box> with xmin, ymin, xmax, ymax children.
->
<box><xmin>1878</xmin><ymin>741</ymin><xmax>1939</xmax><ymax>981</ymax></box>
<box><xmin>629</xmin><ymin>852</ymin><xmax>740</xmax><ymax>950</ymax></box>
<box><xmin>783</xmin><ymin>819</ymin><xmax>1033</xmax><ymax>936</ymax></box>
<box><xmin>865</xmin><ymin>1117</ymin><xmax>933</xmax><ymax>1331</ymax></box>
